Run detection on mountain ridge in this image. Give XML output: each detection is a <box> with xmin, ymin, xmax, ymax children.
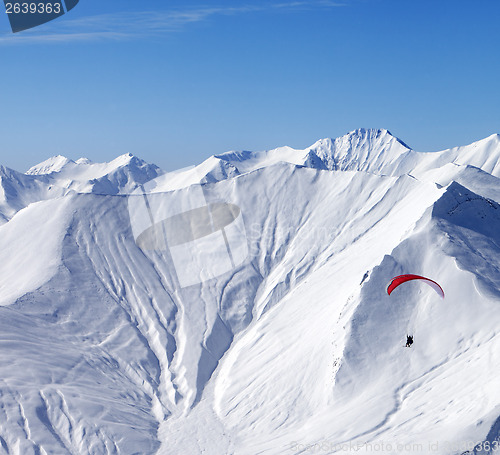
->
<box><xmin>15</xmin><ymin>129</ymin><xmax>500</xmax><ymax>193</ymax></box>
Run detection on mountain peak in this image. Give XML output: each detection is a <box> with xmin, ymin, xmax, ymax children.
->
<box><xmin>75</xmin><ymin>157</ymin><xmax>93</xmax><ymax>165</ymax></box>
<box><xmin>26</xmin><ymin>155</ymin><xmax>74</xmax><ymax>175</ymax></box>
<box><xmin>304</xmin><ymin>128</ymin><xmax>412</xmax><ymax>174</ymax></box>
<box><xmin>343</xmin><ymin>128</ymin><xmax>411</xmax><ymax>149</ymax></box>
<box><xmin>109</xmin><ymin>153</ymin><xmax>146</xmax><ymax>168</ymax></box>
<box><xmin>347</xmin><ymin>127</ymin><xmax>390</xmax><ymax>137</ymax></box>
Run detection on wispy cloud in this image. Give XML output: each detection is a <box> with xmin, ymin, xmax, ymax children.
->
<box><xmin>0</xmin><ymin>1</ymin><xmax>344</xmax><ymax>44</ymax></box>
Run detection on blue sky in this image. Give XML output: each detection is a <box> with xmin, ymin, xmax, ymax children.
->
<box><xmin>0</xmin><ymin>0</ymin><xmax>499</xmax><ymax>172</ymax></box>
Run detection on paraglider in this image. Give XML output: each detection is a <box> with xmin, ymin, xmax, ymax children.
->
<box><xmin>387</xmin><ymin>274</ymin><xmax>445</xmax><ymax>299</ymax></box>
<box><xmin>387</xmin><ymin>274</ymin><xmax>445</xmax><ymax>348</ymax></box>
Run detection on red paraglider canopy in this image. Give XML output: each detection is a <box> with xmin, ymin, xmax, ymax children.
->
<box><xmin>387</xmin><ymin>274</ymin><xmax>445</xmax><ymax>299</ymax></box>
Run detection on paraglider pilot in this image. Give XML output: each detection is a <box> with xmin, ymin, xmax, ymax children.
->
<box><xmin>405</xmin><ymin>335</ymin><xmax>413</xmax><ymax>348</ymax></box>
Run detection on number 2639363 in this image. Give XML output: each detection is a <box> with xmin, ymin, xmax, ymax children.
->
<box><xmin>5</xmin><ymin>3</ymin><xmax>62</xmax><ymax>14</ymax></box>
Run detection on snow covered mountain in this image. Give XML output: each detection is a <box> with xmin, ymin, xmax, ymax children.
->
<box><xmin>26</xmin><ymin>152</ymin><xmax>163</xmax><ymax>195</ymax></box>
<box><xmin>0</xmin><ymin>129</ymin><xmax>499</xmax><ymax>455</ymax></box>
<box><xmin>0</xmin><ymin>153</ymin><xmax>163</xmax><ymax>226</ymax></box>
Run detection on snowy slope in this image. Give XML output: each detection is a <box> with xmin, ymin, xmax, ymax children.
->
<box><xmin>0</xmin><ymin>129</ymin><xmax>499</xmax><ymax>455</ymax></box>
